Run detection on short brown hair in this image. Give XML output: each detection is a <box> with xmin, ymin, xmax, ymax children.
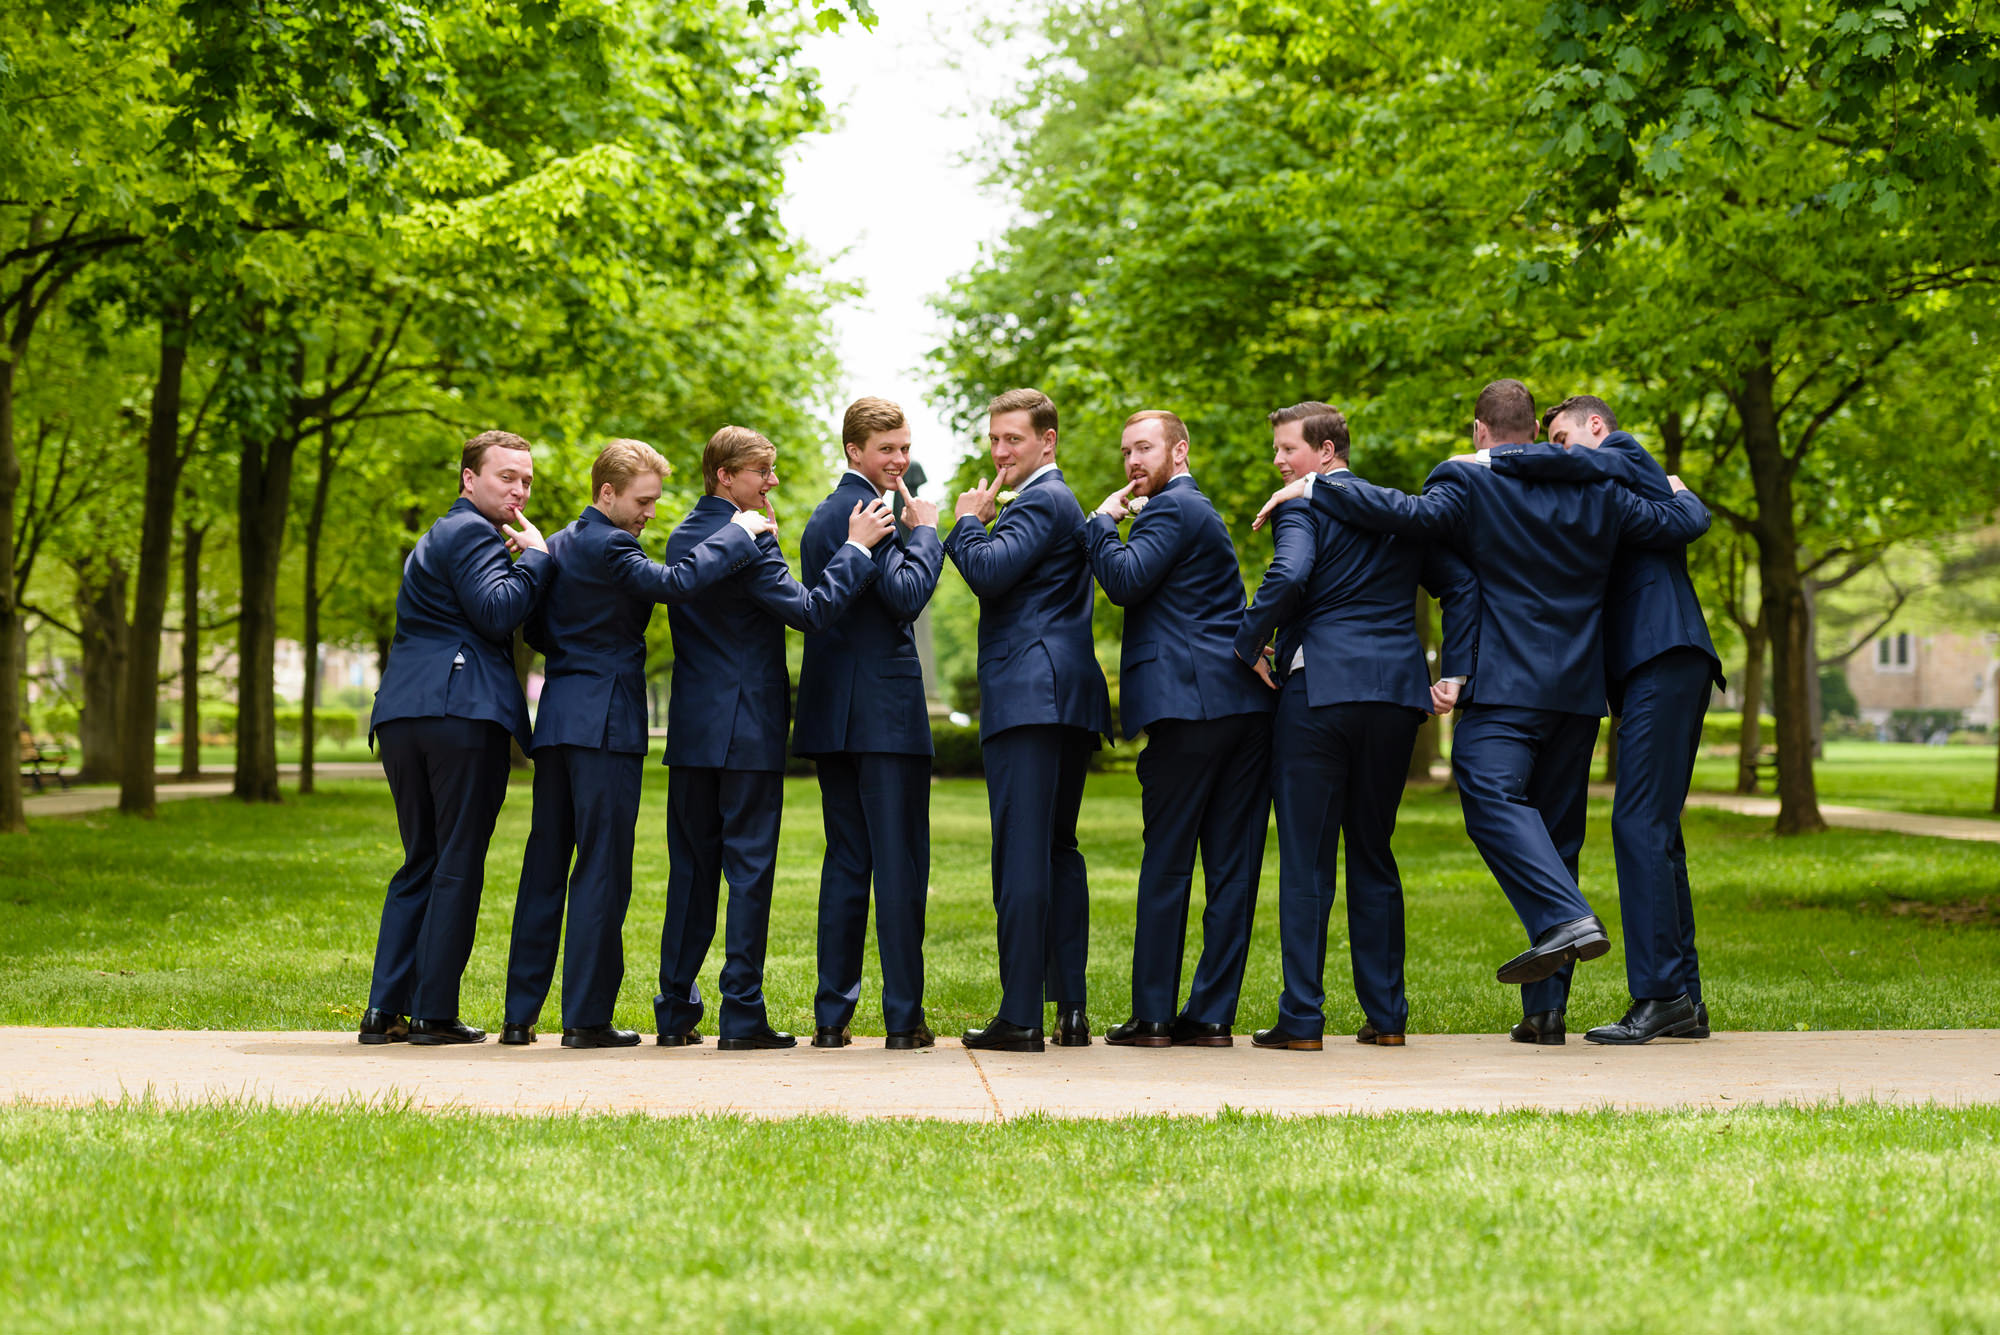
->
<box><xmin>702</xmin><ymin>425</ymin><xmax>776</xmax><ymax>496</ymax></box>
<box><xmin>1544</xmin><ymin>394</ymin><xmax>1619</xmax><ymax>434</ymax></box>
<box><xmin>1474</xmin><ymin>379</ymin><xmax>1538</xmax><ymax>439</ymax></box>
<box><xmin>1267</xmin><ymin>401</ymin><xmax>1350</xmax><ymax>460</ymax></box>
<box><xmin>1123</xmin><ymin>409</ymin><xmax>1188</xmax><ymax>447</ymax></box>
<box><xmin>842</xmin><ymin>397</ymin><xmax>907</xmax><ymax>455</ymax></box>
<box><xmin>460</xmin><ymin>430</ymin><xmax>531</xmax><ymax>488</ymax></box>
<box><xmin>988</xmin><ymin>387</ymin><xmax>1058</xmax><ymax>438</ymax></box>
<box><xmin>592</xmin><ymin>438</ymin><xmax>670</xmax><ymax>497</ymax></box>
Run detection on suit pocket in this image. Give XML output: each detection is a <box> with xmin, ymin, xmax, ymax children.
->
<box><xmin>1125</xmin><ymin>642</ymin><xmax>1159</xmax><ymax>665</ymax></box>
<box><xmin>879</xmin><ymin>659</ymin><xmax>923</xmax><ymax>678</ymax></box>
<box><xmin>978</xmin><ymin>639</ymin><xmax>1010</xmax><ymax>664</ymax></box>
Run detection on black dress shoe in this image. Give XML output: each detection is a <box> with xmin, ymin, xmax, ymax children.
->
<box><xmin>562</xmin><ymin>1024</ymin><xmax>641</xmax><ymax>1049</ymax></box>
<box><xmin>1510</xmin><ymin>1010</ymin><xmax>1566</xmax><ymax>1045</ymax></box>
<box><xmin>655</xmin><ymin>1029</ymin><xmax>704</xmax><ymax>1047</ymax></box>
<box><xmin>1054</xmin><ymin>1008</ymin><xmax>1091</xmax><ymax>1047</ymax></box>
<box><xmin>718</xmin><ymin>1026</ymin><xmax>797</xmax><ymax>1051</ymax></box>
<box><xmin>962</xmin><ymin>1017</ymin><xmax>1045</xmax><ymax>1052</ymax></box>
<box><xmin>499</xmin><ymin>1023</ymin><xmax>536</xmax><ymax>1046</ymax></box>
<box><xmin>812</xmin><ymin>1026</ymin><xmax>852</xmax><ymax>1049</ymax></box>
<box><xmin>1688</xmin><ymin>1002</ymin><xmax>1711</xmax><ymax>1039</ymax></box>
<box><xmin>408</xmin><ymin>1018</ymin><xmax>486</xmax><ymax>1045</ymax></box>
<box><xmin>1585</xmin><ymin>995</ymin><xmax>1699</xmax><ymax>1046</ymax></box>
<box><xmin>1356</xmin><ymin>1021</ymin><xmax>1405</xmax><ymax>1047</ymax></box>
<box><xmin>1496</xmin><ymin>915</ymin><xmax>1611</xmax><ymax>984</ymax></box>
<box><xmin>1251</xmin><ymin>1026</ymin><xmax>1323</xmax><ymax>1051</ymax></box>
<box><xmin>357</xmin><ymin>1008</ymin><xmax>408</xmax><ymax>1045</ymax></box>
<box><xmin>885</xmin><ymin>1025</ymin><xmax>936</xmax><ymax>1050</ymax></box>
<box><xmin>1171</xmin><ymin>1017</ymin><xmax>1234</xmax><ymax>1047</ymax></box>
<box><xmin>1105</xmin><ymin>1019</ymin><xmax>1173</xmax><ymax>1048</ymax></box>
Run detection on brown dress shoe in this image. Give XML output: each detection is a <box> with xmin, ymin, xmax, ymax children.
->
<box><xmin>1356</xmin><ymin>1022</ymin><xmax>1405</xmax><ymax>1046</ymax></box>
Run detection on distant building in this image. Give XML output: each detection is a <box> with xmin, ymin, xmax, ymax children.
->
<box><xmin>1845</xmin><ymin>629</ymin><xmax>2000</xmax><ymax>728</ymax></box>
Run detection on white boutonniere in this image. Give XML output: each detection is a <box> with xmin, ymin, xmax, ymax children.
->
<box><xmin>1127</xmin><ymin>494</ymin><xmax>1149</xmax><ymax>515</ymax></box>
<box><xmin>996</xmin><ymin>490</ymin><xmax>1018</xmax><ymax>507</ymax></box>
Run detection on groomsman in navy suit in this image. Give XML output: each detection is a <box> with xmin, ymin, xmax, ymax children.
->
<box><xmin>1487</xmin><ymin>395</ymin><xmax>1725</xmax><ymax>1044</ymax></box>
<box><xmin>500</xmin><ymin>440</ymin><xmax>773</xmax><ymax>1050</ymax></box>
<box><xmin>1083</xmin><ymin>409</ymin><xmax>1275</xmax><ymax>1048</ymax></box>
<box><xmin>1255</xmin><ymin>380</ymin><xmax>1712</xmax><ymax>1042</ymax></box>
<box><xmin>653</xmin><ymin>426</ymin><xmax>896</xmax><ymax>1050</ymax></box>
<box><xmin>362</xmin><ymin>431</ymin><xmax>552</xmax><ymax>1047</ymax></box>
<box><xmin>946</xmin><ymin>387</ymin><xmax>1114</xmax><ymax>1053</ymax></box>
<box><xmin>793</xmin><ymin>398</ymin><xmax>946</xmax><ymax>1051</ymax></box>
<box><xmin>1236</xmin><ymin>403</ymin><xmax>1478</xmax><ymax>1051</ymax></box>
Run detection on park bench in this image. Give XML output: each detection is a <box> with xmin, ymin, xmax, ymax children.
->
<box><xmin>18</xmin><ymin>729</ymin><xmax>70</xmax><ymax>792</ymax></box>
<box><xmin>1751</xmin><ymin>746</ymin><xmax>1779</xmax><ymax>789</ymax></box>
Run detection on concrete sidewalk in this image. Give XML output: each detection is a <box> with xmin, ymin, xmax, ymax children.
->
<box><xmin>4</xmin><ymin>1028</ymin><xmax>1995</xmax><ymax>1121</ymax></box>
<box><xmin>22</xmin><ymin>762</ymin><xmax>385</xmax><ymax>818</ymax></box>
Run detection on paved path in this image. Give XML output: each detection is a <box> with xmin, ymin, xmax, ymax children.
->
<box><xmin>30</xmin><ymin>762</ymin><xmax>2000</xmax><ymax>842</ymax></box>
<box><xmin>22</xmin><ymin>763</ymin><xmax>385</xmax><ymax>818</ymax></box>
<box><xmin>1678</xmin><ymin>790</ymin><xmax>2000</xmax><ymax>842</ymax></box>
<box><xmin>4</xmin><ymin>1028</ymin><xmax>1995</xmax><ymax>1121</ymax></box>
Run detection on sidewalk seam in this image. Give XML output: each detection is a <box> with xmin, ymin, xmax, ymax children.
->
<box><xmin>963</xmin><ymin>1048</ymin><xmax>1004</xmax><ymax>1122</ymax></box>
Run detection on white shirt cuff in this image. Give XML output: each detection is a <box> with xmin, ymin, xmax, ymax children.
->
<box><xmin>1301</xmin><ymin>473</ymin><xmax>1316</xmax><ymax>498</ymax></box>
<box><xmin>844</xmin><ymin>539</ymin><xmax>872</xmax><ymax>555</ymax></box>
<box><xmin>1441</xmin><ymin>675</ymin><xmax>1468</xmax><ymax>684</ymax></box>
<box><xmin>1470</xmin><ymin>449</ymin><xmax>1492</xmax><ymax>467</ymax></box>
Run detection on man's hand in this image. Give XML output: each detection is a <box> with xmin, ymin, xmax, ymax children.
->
<box><xmin>501</xmin><ymin>509</ymin><xmax>547</xmax><ymax>555</ymax></box>
<box><xmin>848</xmin><ymin>497</ymin><xmax>896</xmax><ymax>548</ymax></box>
<box><xmin>1095</xmin><ymin>481</ymin><xmax>1135</xmax><ymax>522</ymax></box>
<box><xmin>954</xmin><ymin>474</ymin><xmax>1001</xmax><ymax>525</ymax></box>
<box><xmin>1447</xmin><ymin>452</ymin><xmax>1479</xmax><ymax>464</ymax></box>
<box><xmin>1430</xmin><ymin>679</ymin><xmax>1461</xmax><ymax>716</ymax></box>
<box><xmin>1251</xmin><ymin>476</ymin><xmax>1310</xmax><ymax>530</ymax></box>
<box><xmin>896</xmin><ymin>477</ymin><xmax>939</xmax><ymax>529</ymax></box>
<box><xmin>1667</xmin><ymin>474</ymin><xmax>1688</xmax><ymax>494</ymax></box>
<box><xmin>729</xmin><ymin>509</ymin><xmax>774</xmax><ymax>538</ymax></box>
<box><xmin>1239</xmin><ymin>647</ymin><xmax>1279</xmax><ymax>690</ymax></box>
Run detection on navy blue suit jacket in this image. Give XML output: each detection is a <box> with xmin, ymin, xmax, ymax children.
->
<box><xmin>1236</xmin><ymin>474</ymin><xmax>1480</xmax><ymax>714</ymax></box>
<box><xmin>1308</xmin><ymin>460</ymin><xmax>1711</xmax><ymax>715</ymax></box>
<box><xmin>525</xmin><ymin>506</ymin><xmax>759</xmax><ymax>756</ymax></box>
<box><xmin>793</xmin><ymin>472</ymin><xmax>945</xmax><ymax>757</ymax></box>
<box><xmin>373</xmin><ymin>496</ymin><xmax>551</xmax><ymax>747</ymax></box>
<box><xmin>662</xmin><ymin>494</ymin><xmax>877</xmax><ymax>772</ymax></box>
<box><xmin>943</xmin><ymin>466</ymin><xmax>1113</xmax><ymax>742</ymax></box>
<box><xmin>1488</xmin><ymin>434</ymin><xmax>1724</xmax><ymax>689</ymax></box>
<box><xmin>1083</xmin><ymin>474</ymin><xmax>1273</xmax><ymax>739</ymax></box>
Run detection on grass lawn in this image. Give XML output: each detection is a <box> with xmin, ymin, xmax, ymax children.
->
<box><xmin>1690</xmin><ymin>739</ymin><xmax>1999</xmax><ymax>820</ymax></box>
<box><xmin>0</xmin><ymin>1102</ymin><xmax>1994</xmax><ymax>1333</ymax></box>
<box><xmin>4</xmin><ymin>766</ymin><xmax>1998</xmax><ymax>1036</ymax></box>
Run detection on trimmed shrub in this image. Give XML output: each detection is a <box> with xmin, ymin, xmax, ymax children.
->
<box><xmin>930</xmin><ymin>722</ymin><xmax>985</xmax><ymax>777</ymax></box>
<box><xmin>1700</xmin><ymin>710</ymin><xmax>1772</xmax><ymax>750</ymax></box>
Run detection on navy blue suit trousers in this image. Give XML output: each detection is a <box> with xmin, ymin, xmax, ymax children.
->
<box><xmin>812</xmin><ymin>752</ymin><xmax>932</xmax><ymax>1033</ymax></box>
<box><xmin>1450</xmin><ymin>704</ymin><xmax>1599</xmax><ymax>1015</ymax></box>
<box><xmin>983</xmin><ymin>724</ymin><xmax>1095</xmax><ymax>1026</ymax></box>
<box><xmin>1270</xmin><ymin>683</ymin><xmax>1422</xmax><ymax>1036</ymax></box>
<box><xmin>1611</xmin><ymin>649</ymin><xmax>1710</xmax><ymax>1003</ymax></box>
<box><xmin>503</xmin><ymin>745</ymin><xmax>645</xmax><ymax>1029</ymax></box>
<box><xmin>369</xmin><ymin>716</ymin><xmax>513</xmax><ymax>1020</ymax></box>
<box><xmin>1129</xmin><ymin>712</ymin><xmax>1272</xmax><ymax>1025</ymax></box>
<box><xmin>653</xmin><ymin>767</ymin><xmax>786</xmax><ymax>1039</ymax></box>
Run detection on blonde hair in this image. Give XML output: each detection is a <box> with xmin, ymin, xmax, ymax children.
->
<box><xmin>987</xmin><ymin>387</ymin><xmax>1058</xmax><ymax>438</ymax></box>
<box><xmin>842</xmin><ymin>397</ymin><xmax>906</xmax><ymax>455</ymax></box>
<box><xmin>1122</xmin><ymin>409</ymin><xmax>1188</xmax><ymax>447</ymax></box>
<box><xmin>592</xmin><ymin>438</ymin><xmax>670</xmax><ymax>497</ymax></box>
<box><xmin>702</xmin><ymin>425</ymin><xmax>776</xmax><ymax>495</ymax></box>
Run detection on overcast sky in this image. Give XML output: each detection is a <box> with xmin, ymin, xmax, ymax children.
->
<box><xmin>780</xmin><ymin>2</ymin><xmax>1041</xmax><ymax>495</ymax></box>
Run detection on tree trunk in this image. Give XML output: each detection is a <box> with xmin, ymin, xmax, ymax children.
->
<box><xmin>72</xmin><ymin>555</ymin><xmax>130</xmax><ymax>782</ymax></box>
<box><xmin>299</xmin><ymin>419</ymin><xmax>339</xmax><ymax>796</ymax></box>
<box><xmin>0</xmin><ymin>306</ymin><xmax>27</xmax><ymax>832</ymax></box>
<box><xmin>233</xmin><ymin>388</ymin><xmax>303</xmax><ymax>804</ymax></box>
<box><xmin>1739</xmin><ymin>355</ymin><xmax>1826</xmax><ymax>833</ymax></box>
<box><xmin>1803</xmin><ymin>577</ymin><xmax>1824</xmax><ymax>760</ymax></box>
<box><xmin>1734</xmin><ymin>624</ymin><xmax>1768</xmax><ymax>793</ymax></box>
<box><xmin>1407</xmin><ymin>588</ymin><xmax>1440</xmax><ymax>781</ymax></box>
<box><xmin>1993</xmin><ymin>734</ymin><xmax>1999</xmax><ymax>815</ymax></box>
<box><xmin>178</xmin><ymin>520</ymin><xmax>205</xmax><ymax>780</ymax></box>
<box><xmin>119</xmin><ymin>303</ymin><xmax>192</xmax><ymax>814</ymax></box>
